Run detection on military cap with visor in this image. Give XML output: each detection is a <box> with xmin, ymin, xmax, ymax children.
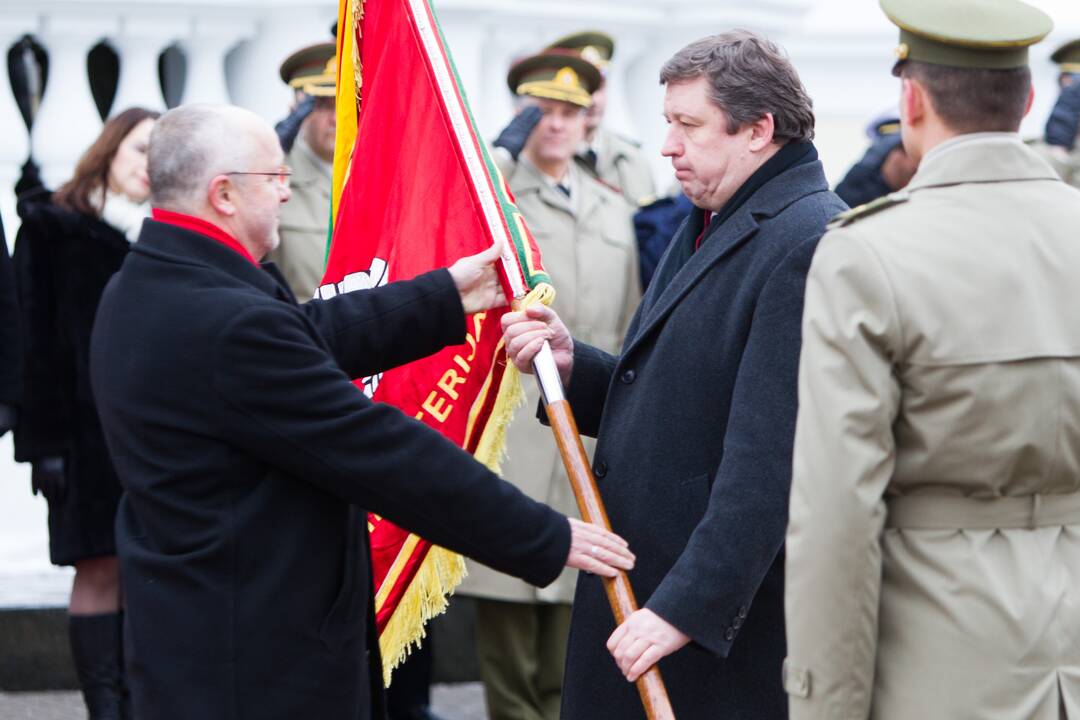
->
<box><xmin>881</xmin><ymin>0</ymin><xmax>1053</xmax><ymax>74</ymax></box>
<box><xmin>506</xmin><ymin>50</ymin><xmax>603</xmax><ymax>108</ymax></box>
<box><xmin>279</xmin><ymin>42</ymin><xmax>337</xmax><ymax>97</ymax></box>
<box><xmin>544</xmin><ymin>30</ymin><xmax>615</xmax><ymax>71</ymax></box>
<box><xmin>1051</xmin><ymin>38</ymin><xmax>1080</xmax><ymax>73</ymax></box>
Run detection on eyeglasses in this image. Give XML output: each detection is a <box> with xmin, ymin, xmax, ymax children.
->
<box><xmin>225</xmin><ymin>166</ymin><xmax>293</xmax><ymax>188</ymax></box>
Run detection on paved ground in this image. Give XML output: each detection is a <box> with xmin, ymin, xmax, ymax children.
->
<box><xmin>0</xmin><ymin>682</ymin><xmax>487</xmax><ymax>719</ymax></box>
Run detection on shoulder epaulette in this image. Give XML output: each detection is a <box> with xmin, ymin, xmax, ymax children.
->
<box><xmin>827</xmin><ymin>191</ymin><xmax>909</xmax><ymax>229</ymax></box>
<box><xmin>613</xmin><ymin>132</ymin><xmax>643</xmax><ymax>149</ymax></box>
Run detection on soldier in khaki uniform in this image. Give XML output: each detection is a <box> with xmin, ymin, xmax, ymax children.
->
<box><xmin>784</xmin><ymin>1</ymin><xmax>1080</xmax><ymax>718</ymax></box>
<box><xmin>546</xmin><ymin>31</ymin><xmax>656</xmax><ymax>207</ymax></box>
<box><xmin>458</xmin><ymin>51</ymin><xmax>640</xmax><ymax>720</ymax></box>
<box><xmin>268</xmin><ymin>43</ymin><xmax>336</xmax><ymax>301</ymax></box>
<box><xmin>1029</xmin><ymin>38</ymin><xmax>1080</xmax><ymax>189</ymax></box>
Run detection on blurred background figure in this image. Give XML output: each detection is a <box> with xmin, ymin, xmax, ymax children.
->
<box><xmin>834</xmin><ymin>112</ymin><xmax>917</xmax><ymax>207</ymax></box>
<box><xmin>546</xmin><ymin>31</ymin><xmax>657</xmax><ymax>208</ymax></box>
<box><xmin>268</xmin><ymin>41</ymin><xmax>337</xmax><ymax>302</ymax></box>
<box><xmin>0</xmin><ymin>213</ymin><xmax>19</xmax><ymax>444</ymax></box>
<box><xmin>1029</xmin><ymin>37</ymin><xmax>1080</xmax><ymax>188</ymax></box>
<box><xmin>460</xmin><ymin>49</ymin><xmax>640</xmax><ymax>720</ymax></box>
<box><xmin>631</xmin><ymin>191</ymin><xmax>694</xmax><ymax>290</ymax></box>
<box><xmin>12</xmin><ymin>106</ymin><xmax>158</xmax><ymax>720</ymax></box>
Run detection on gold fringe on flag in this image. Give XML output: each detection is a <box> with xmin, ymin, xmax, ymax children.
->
<box><xmin>378</xmin><ymin>544</ymin><xmax>467</xmax><ymax>687</ymax></box>
<box><xmin>378</xmin><ymin>283</ymin><xmax>556</xmax><ymax>687</ymax></box>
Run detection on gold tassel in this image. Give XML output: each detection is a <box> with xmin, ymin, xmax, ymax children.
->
<box><xmin>473</xmin><ymin>283</ymin><xmax>557</xmax><ymax>474</ymax></box>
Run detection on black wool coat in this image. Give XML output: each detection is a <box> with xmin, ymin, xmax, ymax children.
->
<box><xmin>557</xmin><ymin>161</ymin><xmax>846</xmax><ymax>720</ymax></box>
<box><xmin>0</xmin><ymin>216</ymin><xmax>21</xmax><ymax>410</ymax></box>
<box><xmin>89</xmin><ymin>220</ymin><xmax>571</xmax><ymax>720</ymax></box>
<box><xmin>12</xmin><ymin>202</ymin><xmax>130</xmax><ymax>564</ymax></box>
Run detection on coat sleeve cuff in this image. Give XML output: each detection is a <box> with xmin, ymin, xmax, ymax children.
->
<box><xmin>525</xmin><ymin>514</ymin><xmax>572</xmax><ymax>588</ymax></box>
<box><xmin>645</xmin><ymin>575</ymin><xmax>741</xmax><ymax>658</ymax></box>
<box><xmin>416</xmin><ymin>268</ymin><xmax>468</xmax><ymax>348</ymax></box>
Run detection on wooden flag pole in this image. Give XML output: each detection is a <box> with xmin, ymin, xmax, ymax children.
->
<box><xmin>527</xmin><ymin>340</ymin><xmax>676</xmax><ymax>720</ymax></box>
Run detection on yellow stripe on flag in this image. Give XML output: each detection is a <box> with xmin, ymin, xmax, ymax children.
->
<box><xmin>332</xmin><ymin>0</ymin><xmax>361</xmax><ymax>227</ymax></box>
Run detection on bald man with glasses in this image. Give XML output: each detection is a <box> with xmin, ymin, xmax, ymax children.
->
<box><xmin>88</xmin><ymin>103</ymin><xmax>634</xmax><ymax>720</ymax></box>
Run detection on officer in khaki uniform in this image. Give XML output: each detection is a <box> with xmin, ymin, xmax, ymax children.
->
<box><xmin>784</xmin><ymin>1</ymin><xmax>1080</xmax><ymax>718</ymax></box>
<box><xmin>1029</xmin><ymin>38</ymin><xmax>1080</xmax><ymax>189</ymax></box>
<box><xmin>458</xmin><ymin>51</ymin><xmax>640</xmax><ymax>720</ymax></box>
<box><xmin>269</xmin><ymin>43</ymin><xmax>336</xmax><ymax>301</ymax></box>
<box><xmin>546</xmin><ymin>31</ymin><xmax>656</xmax><ymax>207</ymax></box>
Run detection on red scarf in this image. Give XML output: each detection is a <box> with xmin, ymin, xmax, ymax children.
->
<box><xmin>151</xmin><ymin>208</ymin><xmax>258</xmax><ymax>266</ymax></box>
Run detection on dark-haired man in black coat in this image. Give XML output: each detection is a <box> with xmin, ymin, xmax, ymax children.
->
<box><xmin>504</xmin><ymin>32</ymin><xmax>846</xmax><ymax>719</ymax></box>
<box><xmin>90</xmin><ymin>103</ymin><xmax>633</xmax><ymax>720</ymax></box>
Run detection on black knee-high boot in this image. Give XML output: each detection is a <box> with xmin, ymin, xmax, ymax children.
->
<box><xmin>69</xmin><ymin>612</ymin><xmax>125</xmax><ymax>720</ymax></box>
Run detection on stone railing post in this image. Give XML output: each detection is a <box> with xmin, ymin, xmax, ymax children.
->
<box><xmin>180</xmin><ymin>19</ymin><xmax>253</xmax><ymax>105</ymax></box>
<box><xmin>110</xmin><ymin>17</ymin><xmax>181</xmax><ymax>113</ymax></box>
<box><xmin>0</xmin><ymin>12</ymin><xmax>37</xmax><ymax>240</ymax></box>
<box><xmin>31</xmin><ymin>13</ymin><xmax>118</xmax><ymax>190</ymax></box>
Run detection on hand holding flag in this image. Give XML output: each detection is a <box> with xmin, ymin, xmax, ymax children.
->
<box><xmin>447</xmin><ymin>243</ymin><xmax>506</xmax><ymax>315</ymax></box>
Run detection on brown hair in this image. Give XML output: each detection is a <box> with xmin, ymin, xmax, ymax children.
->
<box><xmin>53</xmin><ymin>106</ymin><xmax>160</xmax><ymax>217</ymax></box>
<box><xmin>660</xmin><ymin>30</ymin><xmax>815</xmax><ymax>143</ymax></box>
<box><xmin>900</xmin><ymin>61</ymin><xmax>1030</xmax><ymax>134</ymax></box>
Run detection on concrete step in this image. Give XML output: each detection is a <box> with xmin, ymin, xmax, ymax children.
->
<box><xmin>0</xmin><ymin>682</ymin><xmax>488</xmax><ymax>719</ymax></box>
<box><xmin>0</xmin><ymin>595</ymin><xmax>481</xmax><ymax>691</ymax></box>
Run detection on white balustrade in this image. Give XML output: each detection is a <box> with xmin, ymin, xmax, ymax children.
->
<box><xmin>30</xmin><ymin>14</ymin><xmax>116</xmax><ymax>191</ymax></box>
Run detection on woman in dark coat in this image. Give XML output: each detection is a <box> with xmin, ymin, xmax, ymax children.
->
<box><xmin>13</xmin><ymin>107</ymin><xmax>158</xmax><ymax>720</ymax></box>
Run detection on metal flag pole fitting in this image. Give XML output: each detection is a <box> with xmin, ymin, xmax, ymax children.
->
<box><xmin>511</xmin><ymin>297</ymin><xmax>675</xmax><ymax>720</ymax></box>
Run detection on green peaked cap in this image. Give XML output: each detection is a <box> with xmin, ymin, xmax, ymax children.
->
<box><xmin>1051</xmin><ymin>38</ymin><xmax>1080</xmax><ymax>72</ymax></box>
<box><xmin>880</xmin><ymin>0</ymin><xmax>1052</xmax><ymax>71</ymax></box>
<box><xmin>545</xmin><ymin>30</ymin><xmax>615</xmax><ymax>70</ymax></box>
<box><xmin>506</xmin><ymin>50</ymin><xmax>602</xmax><ymax>108</ymax></box>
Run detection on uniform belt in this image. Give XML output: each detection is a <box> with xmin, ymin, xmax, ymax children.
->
<box><xmin>885</xmin><ymin>492</ymin><xmax>1080</xmax><ymax>530</ymax></box>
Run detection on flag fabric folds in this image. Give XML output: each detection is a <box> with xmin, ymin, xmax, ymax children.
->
<box><xmin>325</xmin><ymin>0</ymin><xmax>552</xmax><ymax>684</ymax></box>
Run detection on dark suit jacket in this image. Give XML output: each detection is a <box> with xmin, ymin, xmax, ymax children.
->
<box><xmin>558</xmin><ymin>161</ymin><xmax>846</xmax><ymax>719</ymax></box>
<box><xmin>89</xmin><ymin>220</ymin><xmax>571</xmax><ymax>720</ymax></box>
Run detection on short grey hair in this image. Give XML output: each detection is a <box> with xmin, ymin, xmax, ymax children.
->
<box><xmin>148</xmin><ymin>103</ymin><xmax>264</xmax><ymax>210</ymax></box>
<box><xmin>660</xmin><ymin>30</ymin><xmax>815</xmax><ymax>143</ymax></box>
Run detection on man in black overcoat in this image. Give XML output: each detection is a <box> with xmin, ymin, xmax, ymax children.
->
<box><xmin>89</xmin><ymin>104</ymin><xmax>634</xmax><ymax>720</ymax></box>
<box><xmin>504</xmin><ymin>32</ymin><xmax>846</xmax><ymax>719</ymax></box>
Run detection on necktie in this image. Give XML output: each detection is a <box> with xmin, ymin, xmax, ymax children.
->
<box><xmin>694</xmin><ymin>212</ymin><xmax>713</xmax><ymax>251</ymax></box>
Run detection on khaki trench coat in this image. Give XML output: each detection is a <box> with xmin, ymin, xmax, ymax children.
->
<box><xmin>459</xmin><ymin>152</ymin><xmax>640</xmax><ymax>604</ymax></box>
<box><xmin>577</xmin><ymin>126</ymin><xmax>657</xmax><ymax>207</ymax></box>
<box><xmin>785</xmin><ymin>133</ymin><xmax>1080</xmax><ymax>720</ymax></box>
<box><xmin>1029</xmin><ymin>138</ymin><xmax>1080</xmax><ymax>191</ymax></box>
<box><xmin>269</xmin><ymin>136</ymin><xmax>332</xmax><ymax>301</ymax></box>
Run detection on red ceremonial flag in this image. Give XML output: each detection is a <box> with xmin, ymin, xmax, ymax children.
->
<box><xmin>324</xmin><ymin>0</ymin><xmax>552</xmax><ymax>683</ymax></box>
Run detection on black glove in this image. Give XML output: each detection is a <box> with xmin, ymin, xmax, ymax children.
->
<box><xmin>31</xmin><ymin>456</ymin><xmax>66</xmax><ymax>504</ymax></box>
<box><xmin>0</xmin><ymin>404</ymin><xmax>14</xmax><ymax>437</ymax></box>
<box><xmin>492</xmin><ymin>106</ymin><xmax>543</xmax><ymax>161</ymax></box>
<box><xmin>274</xmin><ymin>95</ymin><xmax>317</xmax><ymax>154</ymax></box>
<box><xmin>1045</xmin><ymin>78</ymin><xmax>1080</xmax><ymax>150</ymax></box>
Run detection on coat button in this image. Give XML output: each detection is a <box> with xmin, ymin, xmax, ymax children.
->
<box><xmin>725</xmin><ymin>627</ymin><xmax>735</xmax><ymax>641</ymax></box>
<box><xmin>594</xmin><ymin>461</ymin><xmax>607</xmax><ymax>478</ymax></box>
<box><xmin>733</xmin><ymin>616</ymin><xmax>743</xmax><ymax>630</ymax></box>
<box><xmin>620</xmin><ymin>368</ymin><xmax>636</xmax><ymax>384</ymax></box>
<box><xmin>738</xmin><ymin>606</ymin><xmax>748</xmax><ymax>619</ymax></box>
